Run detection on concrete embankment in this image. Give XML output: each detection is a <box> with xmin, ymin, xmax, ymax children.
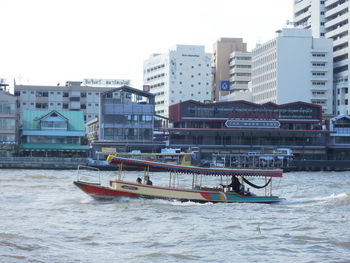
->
<box><xmin>0</xmin><ymin>157</ymin><xmax>88</xmax><ymax>169</ymax></box>
<box><xmin>286</xmin><ymin>160</ymin><xmax>350</xmax><ymax>172</ymax></box>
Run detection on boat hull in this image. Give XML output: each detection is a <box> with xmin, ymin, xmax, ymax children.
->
<box><xmin>74</xmin><ymin>180</ymin><xmax>281</xmax><ymax>204</ymax></box>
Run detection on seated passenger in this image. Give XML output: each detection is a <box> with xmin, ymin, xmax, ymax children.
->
<box><xmin>136</xmin><ymin>177</ymin><xmax>142</xmax><ymax>184</ymax></box>
<box><xmin>144</xmin><ymin>175</ymin><xmax>153</xmax><ymax>185</ymax></box>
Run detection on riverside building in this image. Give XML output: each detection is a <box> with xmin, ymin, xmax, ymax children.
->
<box><xmin>14</xmin><ymin>80</ymin><xmax>124</xmax><ymax>123</ymax></box>
<box><xmin>251</xmin><ymin>28</ymin><xmax>333</xmax><ymax>115</ymax></box>
<box><xmin>143</xmin><ymin>45</ymin><xmax>212</xmax><ymax>118</ymax></box>
<box><xmin>88</xmin><ymin>86</ymin><xmax>165</xmax><ymax>158</ymax></box>
<box><xmin>0</xmin><ymin>82</ymin><xmax>17</xmax><ymax>157</ymax></box>
<box><xmin>168</xmin><ymin>100</ymin><xmax>327</xmax><ymax>160</ymax></box>
<box><xmin>20</xmin><ymin>110</ymin><xmax>88</xmax><ymax>157</ymax></box>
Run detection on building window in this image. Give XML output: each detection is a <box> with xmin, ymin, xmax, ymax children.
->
<box><xmin>346</xmin><ymin>99</ymin><xmax>348</xmax><ymax>105</ymax></box>
<box><xmin>63</xmin><ymin>92</ymin><xmax>69</xmax><ymax>97</ymax></box>
<box><xmin>36</xmin><ymin>91</ymin><xmax>48</xmax><ymax>97</ymax></box>
<box><xmin>35</xmin><ymin>103</ymin><xmax>48</xmax><ymax>109</ymax></box>
<box><xmin>63</xmin><ymin>103</ymin><xmax>68</xmax><ymax>109</ymax></box>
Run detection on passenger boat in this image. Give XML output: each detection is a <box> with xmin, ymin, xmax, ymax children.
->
<box><xmin>74</xmin><ymin>156</ymin><xmax>283</xmax><ymax>204</ymax></box>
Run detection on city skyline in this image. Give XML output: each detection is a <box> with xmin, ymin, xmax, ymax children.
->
<box><xmin>1</xmin><ymin>0</ymin><xmax>292</xmax><ymax>89</ymax></box>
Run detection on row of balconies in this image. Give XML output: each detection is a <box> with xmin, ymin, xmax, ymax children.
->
<box><xmin>325</xmin><ymin>11</ymin><xmax>348</xmax><ymax>30</ymax></box>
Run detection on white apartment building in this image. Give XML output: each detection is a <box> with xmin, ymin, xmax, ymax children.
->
<box><xmin>228</xmin><ymin>51</ymin><xmax>252</xmax><ymax>93</ymax></box>
<box><xmin>14</xmin><ymin>81</ymin><xmax>116</xmax><ymax>123</ymax></box>
<box><xmin>324</xmin><ymin>0</ymin><xmax>350</xmax><ymax>115</ymax></box>
<box><xmin>143</xmin><ymin>45</ymin><xmax>212</xmax><ymax>117</ymax></box>
<box><xmin>294</xmin><ymin>0</ymin><xmax>326</xmax><ymax>38</ymax></box>
<box><xmin>251</xmin><ymin>28</ymin><xmax>333</xmax><ymax>115</ymax></box>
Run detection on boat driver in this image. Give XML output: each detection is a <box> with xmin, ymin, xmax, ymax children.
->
<box><xmin>221</xmin><ymin>176</ymin><xmax>242</xmax><ymax>193</ymax></box>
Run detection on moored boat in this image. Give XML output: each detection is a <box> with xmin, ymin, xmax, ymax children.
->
<box><xmin>74</xmin><ymin>157</ymin><xmax>284</xmax><ymax>204</ymax></box>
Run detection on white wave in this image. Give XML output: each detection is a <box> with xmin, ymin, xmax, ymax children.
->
<box><xmin>315</xmin><ymin>192</ymin><xmax>350</xmax><ymax>202</ymax></box>
<box><xmin>280</xmin><ymin>192</ymin><xmax>350</xmax><ymax>206</ymax></box>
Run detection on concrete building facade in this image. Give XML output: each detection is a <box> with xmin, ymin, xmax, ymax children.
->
<box><xmin>14</xmin><ymin>81</ymin><xmax>117</xmax><ymax>123</ymax></box>
<box><xmin>228</xmin><ymin>51</ymin><xmax>252</xmax><ymax>93</ymax></box>
<box><xmin>324</xmin><ymin>0</ymin><xmax>350</xmax><ymax>115</ymax></box>
<box><xmin>143</xmin><ymin>45</ymin><xmax>212</xmax><ymax>118</ymax></box>
<box><xmin>0</xmin><ymin>84</ymin><xmax>17</xmax><ymax>156</ymax></box>
<box><xmin>211</xmin><ymin>38</ymin><xmax>248</xmax><ymax>101</ymax></box>
<box><xmin>294</xmin><ymin>0</ymin><xmax>326</xmax><ymax>38</ymax></box>
<box><xmin>251</xmin><ymin>28</ymin><xmax>333</xmax><ymax>115</ymax></box>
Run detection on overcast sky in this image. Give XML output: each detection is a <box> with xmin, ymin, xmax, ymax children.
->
<box><xmin>0</xmin><ymin>0</ymin><xmax>293</xmax><ymax>89</ymax></box>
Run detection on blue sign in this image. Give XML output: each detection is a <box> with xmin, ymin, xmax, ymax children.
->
<box><xmin>220</xmin><ymin>81</ymin><xmax>230</xmax><ymax>91</ymax></box>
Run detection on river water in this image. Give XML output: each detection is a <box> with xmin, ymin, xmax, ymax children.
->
<box><xmin>0</xmin><ymin>168</ymin><xmax>350</xmax><ymax>263</ymax></box>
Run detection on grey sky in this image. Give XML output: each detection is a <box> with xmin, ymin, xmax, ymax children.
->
<box><xmin>0</xmin><ymin>0</ymin><xmax>293</xmax><ymax>88</ymax></box>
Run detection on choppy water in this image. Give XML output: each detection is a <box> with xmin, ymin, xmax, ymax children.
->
<box><xmin>0</xmin><ymin>169</ymin><xmax>350</xmax><ymax>263</ymax></box>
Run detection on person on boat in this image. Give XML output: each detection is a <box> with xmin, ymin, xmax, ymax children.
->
<box><xmin>221</xmin><ymin>176</ymin><xmax>242</xmax><ymax>193</ymax></box>
<box><xmin>144</xmin><ymin>175</ymin><xmax>153</xmax><ymax>185</ymax></box>
<box><xmin>136</xmin><ymin>177</ymin><xmax>142</xmax><ymax>184</ymax></box>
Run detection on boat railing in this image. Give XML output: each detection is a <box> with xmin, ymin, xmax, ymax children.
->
<box><xmin>76</xmin><ymin>165</ymin><xmax>102</xmax><ymax>185</ymax></box>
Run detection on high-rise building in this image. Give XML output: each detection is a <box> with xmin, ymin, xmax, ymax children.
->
<box><xmin>211</xmin><ymin>38</ymin><xmax>248</xmax><ymax>101</ymax></box>
<box><xmin>251</xmin><ymin>28</ymin><xmax>333</xmax><ymax>115</ymax></box>
<box><xmin>228</xmin><ymin>51</ymin><xmax>252</xmax><ymax>93</ymax></box>
<box><xmin>293</xmin><ymin>0</ymin><xmax>326</xmax><ymax>38</ymax></box>
<box><xmin>324</xmin><ymin>0</ymin><xmax>349</xmax><ymax>115</ymax></box>
<box><xmin>143</xmin><ymin>45</ymin><xmax>212</xmax><ymax>118</ymax></box>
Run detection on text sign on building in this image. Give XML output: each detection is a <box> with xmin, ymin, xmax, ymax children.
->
<box><xmin>220</xmin><ymin>81</ymin><xmax>230</xmax><ymax>91</ymax></box>
<box><xmin>83</xmin><ymin>79</ymin><xmax>130</xmax><ymax>87</ymax></box>
<box><xmin>225</xmin><ymin>120</ymin><xmax>281</xmax><ymax>129</ymax></box>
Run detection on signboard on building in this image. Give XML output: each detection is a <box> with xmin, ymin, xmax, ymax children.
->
<box><xmin>225</xmin><ymin>119</ymin><xmax>281</xmax><ymax>129</ymax></box>
<box><xmin>101</xmin><ymin>147</ymin><xmax>116</xmax><ymax>153</ymax></box>
<box><xmin>83</xmin><ymin>79</ymin><xmax>130</xmax><ymax>87</ymax></box>
<box><xmin>183</xmin><ymin>101</ymin><xmax>321</xmax><ymax>122</ymax></box>
<box><xmin>220</xmin><ymin>81</ymin><xmax>230</xmax><ymax>91</ymax></box>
